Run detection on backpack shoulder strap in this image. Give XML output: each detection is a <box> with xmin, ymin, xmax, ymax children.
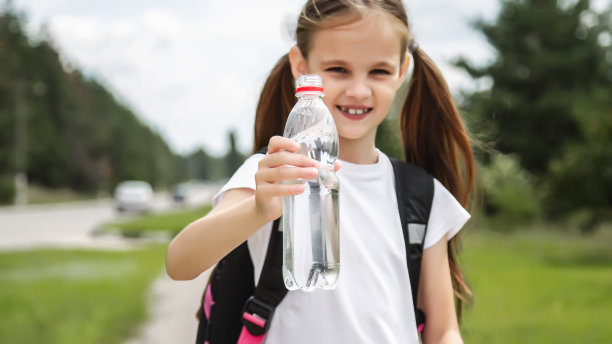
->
<box><xmin>238</xmin><ymin>218</ymin><xmax>286</xmax><ymax>342</ymax></box>
<box><xmin>389</xmin><ymin>157</ymin><xmax>434</xmax><ymax>332</ymax></box>
<box><xmin>238</xmin><ymin>145</ymin><xmax>288</xmax><ymax>343</ymax></box>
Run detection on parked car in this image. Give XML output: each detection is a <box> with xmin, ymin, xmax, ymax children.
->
<box><xmin>173</xmin><ymin>183</ymin><xmax>188</xmax><ymax>205</ymax></box>
<box><xmin>114</xmin><ymin>181</ymin><xmax>153</xmax><ymax>213</ymax></box>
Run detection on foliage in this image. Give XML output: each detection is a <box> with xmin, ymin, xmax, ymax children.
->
<box><xmin>479</xmin><ymin>153</ymin><xmax>541</xmax><ymax>224</ymax></box>
<box><xmin>0</xmin><ymin>5</ymin><xmax>245</xmax><ymax>204</ymax></box>
<box><xmin>0</xmin><ymin>7</ymin><xmax>179</xmax><ymax>196</ymax></box>
<box><xmin>0</xmin><ymin>173</ymin><xmax>14</xmax><ymax>203</ymax></box>
<box><xmin>546</xmin><ymin>86</ymin><xmax>612</xmax><ymax>230</ymax></box>
<box><xmin>0</xmin><ymin>245</ymin><xmax>166</xmax><ymax>344</ymax></box>
<box><xmin>224</xmin><ymin>130</ymin><xmax>246</xmax><ymax>178</ymax></box>
<box><xmin>455</xmin><ymin>0</ymin><xmax>612</xmax><ymax>225</ymax></box>
<box><xmin>376</xmin><ymin>78</ymin><xmax>408</xmax><ymax>160</ymax></box>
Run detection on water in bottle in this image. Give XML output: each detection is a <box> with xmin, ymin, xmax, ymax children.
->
<box><xmin>282</xmin><ymin>74</ymin><xmax>340</xmax><ymax>292</ymax></box>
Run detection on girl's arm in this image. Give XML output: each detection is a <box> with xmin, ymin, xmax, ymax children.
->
<box><xmin>165</xmin><ymin>136</ymin><xmax>319</xmax><ymax>280</ymax></box>
<box><xmin>418</xmin><ymin>237</ymin><xmax>464</xmax><ymax>344</ymax></box>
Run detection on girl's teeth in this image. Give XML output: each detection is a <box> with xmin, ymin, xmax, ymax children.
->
<box><xmin>341</xmin><ymin>106</ymin><xmax>368</xmax><ymax>115</ymax></box>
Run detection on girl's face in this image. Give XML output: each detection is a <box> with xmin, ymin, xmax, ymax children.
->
<box><xmin>291</xmin><ymin>12</ymin><xmax>409</xmax><ymax>148</ymax></box>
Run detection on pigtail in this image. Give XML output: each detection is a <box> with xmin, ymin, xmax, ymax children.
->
<box><xmin>401</xmin><ymin>47</ymin><xmax>476</xmax><ymax>319</ymax></box>
<box><xmin>252</xmin><ymin>54</ymin><xmax>296</xmax><ymax>153</ymax></box>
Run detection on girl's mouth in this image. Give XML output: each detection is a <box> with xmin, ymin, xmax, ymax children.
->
<box><xmin>336</xmin><ymin>106</ymin><xmax>373</xmax><ymax>119</ymax></box>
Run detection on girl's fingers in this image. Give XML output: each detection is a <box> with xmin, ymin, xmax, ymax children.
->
<box><xmin>257</xmin><ymin>182</ymin><xmax>305</xmax><ymax>198</ymax></box>
<box><xmin>259</xmin><ymin>150</ymin><xmax>319</xmax><ymax>169</ymax></box>
<box><xmin>267</xmin><ymin>136</ymin><xmax>301</xmax><ymax>154</ymax></box>
<box><xmin>257</xmin><ymin>166</ymin><xmax>318</xmax><ymax>184</ymax></box>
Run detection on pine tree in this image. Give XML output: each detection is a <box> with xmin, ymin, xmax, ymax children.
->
<box><xmin>456</xmin><ymin>0</ymin><xmax>612</xmax><ymax>226</ymax></box>
<box><xmin>456</xmin><ymin>0</ymin><xmax>609</xmax><ymax>172</ymax></box>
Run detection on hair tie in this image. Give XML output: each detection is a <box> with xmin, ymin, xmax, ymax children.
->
<box><xmin>281</xmin><ymin>12</ymin><xmax>298</xmax><ymax>43</ymax></box>
<box><xmin>409</xmin><ymin>39</ymin><xmax>419</xmax><ymax>54</ymax></box>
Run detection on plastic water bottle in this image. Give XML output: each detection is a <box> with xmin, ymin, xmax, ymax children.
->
<box><xmin>282</xmin><ymin>74</ymin><xmax>340</xmax><ymax>291</ymax></box>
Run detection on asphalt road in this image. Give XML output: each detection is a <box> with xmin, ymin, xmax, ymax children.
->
<box><xmin>0</xmin><ymin>193</ymin><xmax>175</xmax><ymax>250</ymax></box>
<box><xmin>0</xmin><ymin>199</ymin><xmax>117</xmax><ymax>250</ymax></box>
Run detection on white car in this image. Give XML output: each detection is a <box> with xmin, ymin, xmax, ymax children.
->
<box><xmin>114</xmin><ymin>181</ymin><xmax>154</xmax><ymax>213</ymax></box>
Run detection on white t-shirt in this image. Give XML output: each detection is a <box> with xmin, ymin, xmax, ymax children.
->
<box><xmin>213</xmin><ymin>150</ymin><xmax>470</xmax><ymax>344</ymax></box>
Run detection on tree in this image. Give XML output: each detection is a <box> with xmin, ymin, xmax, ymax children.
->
<box><xmin>223</xmin><ymin>130</ymin><xmax>245</xmax><ymax>177</ymax></box>
<box><xmin>456</xmin><ymin>0</ymin><xmax>612</xmax><ymax>226</ymax></box>
<box><xmin>456</xmin><ymin>0</ymin><xmax>609</xmax><ymax>172</ymax></box>
<box><xmin>375</xmin><ymin>80</ymin><xmax>408</xmax><ymax>160</ymax></box>
<box><xmin>0</xmin><ymin>5</ymin><xmax>182</xmax><ymax>202</ymax></box>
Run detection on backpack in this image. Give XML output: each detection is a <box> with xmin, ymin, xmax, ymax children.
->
<box><xmin>196</xmin><ymin>151</ymin><xmax>434</xmax><ymax>344</ymax></box>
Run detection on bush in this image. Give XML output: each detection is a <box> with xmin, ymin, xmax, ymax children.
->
<box><xmin>479</xmin><ymin>153</ymin><xmax>542</xmax><ymax>224</ymax></box>
<box><xmin>545</xmin><ymin>89</ymin><xmax>612</xmax><ymax>231</ymax></box>
<box><xmin>0</xmin><ymin>174</ymin><xmax>15</xmax><ymax>205</ymax></box>
<box><xmin>547</xmin><ymin>141</ymin><xmax>612</xmax><ymax>231</ymax></box>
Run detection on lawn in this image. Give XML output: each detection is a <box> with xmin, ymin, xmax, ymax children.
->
<box><xmin>0</xmin><ymin>244</ymin><xmax>166</xmax><ymax>344</ymax></box>
<box><xmin>460</xmin><ymin>225</ymin><xmax>612</xmax><ymax>343</ymax></box>
<box><xmin>102</xmin><ymin>205</ymin><xmax>211</xmax><ymax>238</ymax></box>
<box><xmin>3</xmin><ymin>205</ymin><xmax>610</xmax><ymax>344</ymax></box>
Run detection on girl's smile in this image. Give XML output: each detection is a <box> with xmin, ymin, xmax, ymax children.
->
<box><xmin>336</xmin><ymin>105</ymin><xmax>373</xmax><ymax>119</ymax></box>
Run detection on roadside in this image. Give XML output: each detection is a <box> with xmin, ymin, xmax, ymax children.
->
<box><xmin>0</xmin><ymin>185</ymin><xmax>220</xmax><ymax>343</ymax></box>
<box><xmin>126</xmin><ymin>269</ymin><xmax>212</xmax><ymax>344</ymax></box>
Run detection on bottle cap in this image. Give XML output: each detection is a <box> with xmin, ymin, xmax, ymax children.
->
<box><xmin>296</xmin><ymin>74</ymin><xmax>323</xmax><ymax>93</ymax></box>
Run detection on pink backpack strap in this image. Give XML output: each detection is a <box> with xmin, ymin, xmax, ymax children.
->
<box><xmin>236</xmin><ymin>313</ymin><xmax>266</xmax><ymax>344</ymax></box>
<box><xmin>236</xmin><ymin>296</ymin><xmax>276</xmax><ymax>344</ymax></box>
<box><xmin>417</xmin><ymin>322</ymin><xmax>425</xmax><ymax>335</ymax></box>
<box><xmin>203</xmin><ymin>283</ymin><xmax>215</xmax><ymax>320</ymax></box>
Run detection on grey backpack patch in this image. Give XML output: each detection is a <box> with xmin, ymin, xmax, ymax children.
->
<box><xmin>408</xmin><ymin>223</ymin><xmax>426</xmax><ymax>244</ymax></box>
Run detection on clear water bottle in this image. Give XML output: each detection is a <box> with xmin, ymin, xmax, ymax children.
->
<box><xmin>282</xmin><ymin>74</ymin><xmax>340</xmax><ymax>291</ymax></box>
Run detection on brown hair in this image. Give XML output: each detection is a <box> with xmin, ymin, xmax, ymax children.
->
<box><xmin>253</xmin><ymin>0</ymin><xmax>474</xmax><ymax>320</ymax></box>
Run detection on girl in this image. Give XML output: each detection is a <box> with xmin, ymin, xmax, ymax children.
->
<box><xmin>167</xmin><ymin>0</ymin><xmax>475</xmax><ymax>343</ymax></box>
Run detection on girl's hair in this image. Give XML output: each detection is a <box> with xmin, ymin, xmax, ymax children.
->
<box><xmin>253</xmin><ymin>0</ymin><xmax>475</xmax><ymax>320</ymax></box>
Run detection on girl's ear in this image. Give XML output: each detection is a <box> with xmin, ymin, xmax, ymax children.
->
<box><xmin>398</xmin><ymin>52</ymin><xmax>411</xmax><ymax>84</ymax></box>
<box><xmin>289</xmin><ymin>46</ymin><xmax>308</xmax><ymax>80</ymax></box>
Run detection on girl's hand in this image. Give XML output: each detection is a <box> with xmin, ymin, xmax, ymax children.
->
<box><xmin>254</xmin><ymin>136</ymin><xmax>319</xmax><ymax>221</ymax></box>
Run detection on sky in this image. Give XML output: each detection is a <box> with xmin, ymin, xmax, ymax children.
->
<box><xmin>3</xmin><ymin>0</ymin><xmax>575</xmax><ymax>155</ymax></box>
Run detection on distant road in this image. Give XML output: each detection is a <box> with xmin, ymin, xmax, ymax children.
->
<box><xmin>0</xmin><ymin>199</ymin><xmax>119</xmax><ymax>251</ymax></box>
<box><xmin>0</xmin><ymin>182</ymin><xmax>221</xmax><ymax>251</ymax></box>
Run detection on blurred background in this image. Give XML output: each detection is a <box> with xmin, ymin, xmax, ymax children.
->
<box><xmin>0</xmin><ymin>0</ymin><xmax>611</xmax><ymax>343</ymax></box>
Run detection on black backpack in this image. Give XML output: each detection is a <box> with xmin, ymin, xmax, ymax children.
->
<box><xmin>196</xmin><ymin>153</ymin><xmax>434</xmax><ymax>344</ymax></box>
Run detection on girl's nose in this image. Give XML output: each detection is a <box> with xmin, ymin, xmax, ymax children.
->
<box><xmin>345</xmin><ymin>77</ymin><xmax>372</xmax><ymax>100</ymax></box>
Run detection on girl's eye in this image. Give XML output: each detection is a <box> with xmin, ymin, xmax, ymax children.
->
<box><xmin>371</xmin><ymin>69</ymin><xmax>391</xmax><ymax>75</ymax></box>
<box><xmin>326</xmin><ymin>67</ymin><xmax>347</xmax><ymax>73</ymax></box>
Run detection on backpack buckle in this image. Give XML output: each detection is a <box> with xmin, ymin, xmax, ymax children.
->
<box><xmin>242</xmin><ymin>296</ymin><xmax>275</xmax><ymax>336</ymax></box>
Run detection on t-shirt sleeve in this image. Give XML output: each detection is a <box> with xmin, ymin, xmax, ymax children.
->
<box><xmin>212</xmin><ymin>153</ymin><xmax>264</xmax><ymax>208</ymax></box>
<box><xmin>423</xmin><ymin>179</ymin><xmax>471</xmax><ymax>250</ymax></box>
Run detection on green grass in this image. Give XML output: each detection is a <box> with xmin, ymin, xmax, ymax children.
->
<box><xmin>4</xmin><ymin>207</ymin><xmax>610</xmax><ymax>343</ymax></box>
<box><xmin>0</xmin><ymin>245</ymin><xmax>166</xmax><ymax>344</ymax></box>
<box><xmin>460</xmin><ymin>226</ymin><xmax>612</xmax><ymax>343</ymax></box>
<box><xmin>102</xmin><ymin>205</ymin><xmax>211</xmax><ymax>238</ymax></box>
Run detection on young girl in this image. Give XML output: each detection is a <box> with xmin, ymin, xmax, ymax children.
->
<box><xmin>167</xmin><ymin>0</ymin><xmax>475</xmax><ymax>343</ymax></box>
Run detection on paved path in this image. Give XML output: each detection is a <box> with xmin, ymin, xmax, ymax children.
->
<box><xmin>126</xmin><ymin>270</ymin><xmax>212</xmax><ymax>344</ymax></box>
